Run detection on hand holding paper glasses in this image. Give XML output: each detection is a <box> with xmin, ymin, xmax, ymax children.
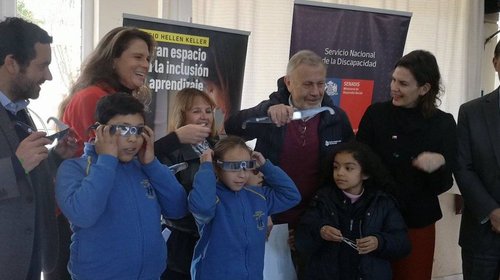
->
<box><xmin>15</xmin><ymin>116</ymin><xmax>70</xmax><ymax>142</ymax></box>
<box><xmin>216</xmin><ymin>160</ymin><xmax>257</xmax><ymax>171</ymax></box>
<box><xmin>241</xmin><ymin>106</ymin><xmax>335</xmax><ymax>129</ymax></box>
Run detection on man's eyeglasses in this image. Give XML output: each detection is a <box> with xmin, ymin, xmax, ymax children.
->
<box><xmin>216</xmin><ymin>160</ymin><xmax>257</xmax><ymax>172</ymax></box>
<box><xmin>89</xmin><ymin>124</ymin><xmax>144</xmax><ymax>137</ymax></box>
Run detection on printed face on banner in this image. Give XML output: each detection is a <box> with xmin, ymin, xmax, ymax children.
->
<box><xmin>285</xmin><ymin>64</ymin><xmax>326</xmax><ymax>109</ymax></box>
<box><xmin>114</xmin><ymin>39</ymin><xmax>151</xmax><ymax>90</ymax></box>
<box><xmin>390</xmin><ymin>66</ymin><xmax>428</xmax><ymax>109</ymax></box>
<box><xmin>184</xmin><ymin>96</ymin><xmax>214</xmax><ymax>127</ymax></box>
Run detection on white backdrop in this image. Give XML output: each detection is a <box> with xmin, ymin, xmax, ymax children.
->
<box><xmin>192</xmin><ymin>1</ymin><xmax>485</xmax><ymax>278</ymax></box>
<box><xmin>193</xmin><ymin>0</ymin><xmax>484</xmax><ymax>121</ymax></box>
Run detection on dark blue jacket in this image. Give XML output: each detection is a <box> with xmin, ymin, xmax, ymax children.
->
<box><xmin>295</xmin><ymin>187</ymin><xmax>410</xmax><ymax>280</ymax></box>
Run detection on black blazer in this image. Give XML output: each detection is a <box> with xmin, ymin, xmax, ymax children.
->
<box><xmin>456</xmin><ymin>88</ymin><xmax>500</xmax><ymax>251</ymax></box>
<box><xmin>357</xmin><ymin>101</ymin><xmax>457</xmax><ymax>228</ymax></box>
<box><xmin>0</xmin><ymin>106</ymin><xmax>59</xmax><ymax>279</ymax></box>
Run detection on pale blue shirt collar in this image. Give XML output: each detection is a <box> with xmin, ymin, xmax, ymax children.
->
<box><xmin>0</xmin><ymin>90</ymin><xmax>30</xmax><ymax>115</ymax></box>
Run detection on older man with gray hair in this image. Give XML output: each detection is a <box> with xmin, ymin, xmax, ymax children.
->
<box><xmin>225</xmin><ymin>49</ymin><xmax>354</xmax><ymax>278</ymax></box>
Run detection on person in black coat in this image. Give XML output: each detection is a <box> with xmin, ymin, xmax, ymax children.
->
<box><xmin>455</xmin><ymin>40</ymin><xmax>500</xmax><ymax>280</ymax></box>
<box><xmin>295</xmin><ymin>141</ymin><xmax>410</xmax><ymax>280</ymax></box>
<box><xmin>154</xmin><ymin>88</ymin><xmax>218</xmax><ymax>280</ymax></box>
<box><xmin>356</xmin><ymin>50</ymin><xmax>456</xmax><ymax>280</ymax></box>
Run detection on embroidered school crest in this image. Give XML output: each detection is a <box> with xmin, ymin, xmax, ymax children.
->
<box><xmin>253</xmin><ymin>211</ymin><xmax>265</xmax><ymax>231</ymax></box>
<box><xmin>141</xmin><ymin>179</ymin><xmax>155</xmax><ymax>199</ymax></box>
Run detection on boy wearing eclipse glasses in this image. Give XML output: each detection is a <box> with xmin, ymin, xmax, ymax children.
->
<box><xmin>55</xmin><ymin>92</ymin><xmax>188</xmax><ymax>279</ymax></box>
<box><xmin>188</xmin><ymin>135</ymin><xmax>300</xmax><ymax>280</ymax></box>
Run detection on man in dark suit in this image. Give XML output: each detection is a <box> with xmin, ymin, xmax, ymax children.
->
<box><xmin>0</xmin><ymin>17</ymin><xmax>76</xmax><ymax>280</ymax></box>
<box><xmin>456</xmin><ymin>40</ymin><xmax>500</xmax><ymax>280</ymax></box>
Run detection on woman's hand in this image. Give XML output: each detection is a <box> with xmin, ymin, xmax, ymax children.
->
<box><xmin>412</xmin><ymin>151</ymin><xmax>445</xmax><ymax>173</ymax></box>
<box><xmin>175</xmin><ymin>124</ymin><xmax>211</xmax><ymax>144</ymax></box>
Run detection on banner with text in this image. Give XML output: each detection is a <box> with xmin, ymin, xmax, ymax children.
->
<box><xmin>124</xmin><ymin>14</ymin><xmax>249</xmax><ymax>138</ymax></box>
<box><xmin>290</xmin><ymin>1</ymin><xmax>411</xmax><ymax>131</ymax></box>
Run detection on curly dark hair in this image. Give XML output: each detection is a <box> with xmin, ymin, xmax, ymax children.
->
<box><xmin>320</xmin><ymin>141</ymin><xmax>397</xmax><ymax>195</ymax></box>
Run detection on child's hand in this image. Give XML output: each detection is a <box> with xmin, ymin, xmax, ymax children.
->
<box><xmin>94</xmin><ymin>124</ymin><xmax>118</xmax><ymax>157</ymax></box>
<box><xmin>320</xmin><ymin>225</ymin><xmax>343</xmax><ymax>242</ymax></box>
<box><xmin>53</xmin><ymin>128</ymin><xmax>78</xmax><ymax>159</ymax></box>
<box><xmin>266</xmin><ymin>216</ymin><xmax>274</xmax><ymax>240</ymax></box>
<box><xmin>138</xmin><ymin>126</ymin><xmax>154</xmax><ymax>165</ymax></box>
<box><xmin>251</xmin><ymin>151</ymin><xmax>266</xmax><ymax>167</ymax></box>
<box><xmin>200</xmin><ymin>149</ymin><xmax>213</xmax><ymax>163</ymax></box>
<box><xmin>288</xmin><ymin>229</ymin><xmax>296</xmax><ymax>251</ymax></box>
<box><xmin>356</xmin><ymin>236</ymin><xmax>378</xmax><ymax>254</ymax></box>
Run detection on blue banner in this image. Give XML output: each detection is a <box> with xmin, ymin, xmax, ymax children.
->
<box><xmin>290</xmin><ymin>1</ymin><xmax>411</xmax><ymax>131</ymax></box>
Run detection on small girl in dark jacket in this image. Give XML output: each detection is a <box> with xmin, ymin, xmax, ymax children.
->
<box><xmin>295</xmin><ymin>141</ymin><xmax>410</xmax><ymax>280</ymax></box>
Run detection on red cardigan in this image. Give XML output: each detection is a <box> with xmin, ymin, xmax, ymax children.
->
<box><xmin>62</xmin><ymin>85</ymin><xmax>114</xmax><ymax>156</ymax></box>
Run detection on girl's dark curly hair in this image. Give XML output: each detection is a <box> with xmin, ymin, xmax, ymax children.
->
<box><xmin>320</xmin><ymin>140</ymin><xmax>397</xmax><ymax>195</ymax></box>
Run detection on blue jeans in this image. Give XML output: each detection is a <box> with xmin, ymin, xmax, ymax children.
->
<box><xmin>462</xmin><ymin>248</ymin><xmax>500</xmax><ymax>280</ymax></box>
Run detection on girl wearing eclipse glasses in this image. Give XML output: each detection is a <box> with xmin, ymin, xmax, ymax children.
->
<box><xmin>188</xmin><ymin>135</ymin><xmax>300</xmax><ymax>280</ymax></box>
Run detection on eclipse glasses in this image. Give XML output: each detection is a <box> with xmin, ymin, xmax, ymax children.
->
<box><xmin>216</xmin><ymin>160</ymin><xmax>257</xmax><ymax>172</ymax></box>
<box><xmin>89</xmin><ymin>124</ymin><xmax>144</xmax><ymax>137</ymax></box>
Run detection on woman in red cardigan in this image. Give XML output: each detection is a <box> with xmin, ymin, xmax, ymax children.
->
<box><xmin>59</xmin><ymin>27</ymin><xmax>156</xmax><ymax>156</ymax></box>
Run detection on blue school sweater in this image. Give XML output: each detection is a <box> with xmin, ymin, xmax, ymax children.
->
<box><xmin>189</xmin><ymin>160</ymin><xmax>301</xmax><ymax>280</ymax></box>
<box><xmin>56</xmin><ymin>143</ymin><xmax>187</xmax><ymax>280</ymax></box>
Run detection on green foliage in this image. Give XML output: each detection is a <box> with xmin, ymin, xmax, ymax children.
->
<box><xmin>16</xmin><ymin>0</ymin><xmax>43</xmax><ymax>25</ymax></box>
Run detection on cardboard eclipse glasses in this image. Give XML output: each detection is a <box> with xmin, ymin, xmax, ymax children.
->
<box><xmin>89</xmin><ymin>124</ymin><xmax>144</xmax><ymax>136</ymax></box>
<box><xmin>216</xmin><ymin>160</ymin><xmax>257</xmax><ymax>172</ymax></box>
